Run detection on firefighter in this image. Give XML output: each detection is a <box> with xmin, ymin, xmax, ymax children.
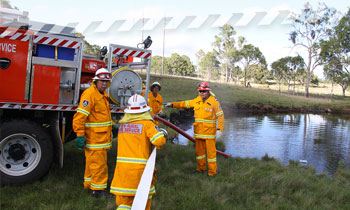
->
<box><xmin>73</xmin><ymin>68</ymin><xmax>117</xmax><ymax>198</ymax></box>
<box><xmin>110</xmin><ymin>94</ymin><xmax>166</xmax><ymax>210</ymax></box>
<box><xmin>165</xmin><ymin>82</ymin><xmax>224</xmax><ymax>176</ymax></box>
<box><xmin>141</xmin><ymin>80</ymin><xmax>146</xmax><ymax>98</ymax></box>
<box><xmin>147</xmin><ymin>82</ymin><xmax>164</xmax><ymax>125</ymax></box>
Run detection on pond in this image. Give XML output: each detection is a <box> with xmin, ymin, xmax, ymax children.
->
<box><xmin>173</xmin><ymin>113</ymin><xmax>350</xmax><ymax>177</ymax></box>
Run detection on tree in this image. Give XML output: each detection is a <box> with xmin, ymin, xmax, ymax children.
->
<box><xmin>249</xmin><ymin>65</ymin><xmax>269</xmax><ymax>84</ymax></box>
<box><xmin>212</xmin><ymin>25</ymin><xmax>242</xmax><ymax>83</ymax></box>
<box><xmin>271</xmin><ymin>58</ymin><xmax>288</xmax><ymax>92</ymax></box>
<box><xmin>324</xmin><ymin>59</ymin><xmax>349</xmax><ymax>96</ymax></box>
<box><xmin>151</xmin><ymin>56</ymin><xmax>163</xmax><ymax>74</ymax></box>
<box><xmin>271</xmin><ymin>56</ymin><xmax>305</xmax><ymax>93</ymax></box>
<box><xmin>231</xmin><ymin>66</ymin><xmax>242</xmax><ymax>84</ymax></box>
<box><xmin>1</xmin><ymin>0</ymin><xmax>16</xmax><ymax>9</ymax></box>
<box><xmin>180</xmin><ymin>55</ymin><xmax>195</xmax><ymax>76</ymax></box>
<box><xmin>289</xmin><ymin>2</ymin><xmax>337</xmax><ymax>97</ymax></box>
<box><xmin>239</xmin><ymin>44</ymin><xmax>267</xmax><ymax>87</ymax></box>
<box><xmin>167</xmin><ymin>53</ymin><xmax>195</xmax><ymax>76</ymax></box>
<box><xmin>284</xmin><ymin>56</ymin><xmax>305</xmax><ymax>92</ymax></box>
<box><xmin>196</xmin><ymin>49</ymin><xmax>206</xmax><ymax>63</ymax></box>
<box><xmin>198</xmin><ymin>51</ymin><xmax>220</xmax><ymax>80</ymax></box>
<box><xmin>75</xmin><ymin>32</ymin><xmax>101</xmax><ymax>57</ymax></box>
<box><xmin>320</xmin><ymin>9</ymin><xmax>350</xmax><ymax>96</ymax></box>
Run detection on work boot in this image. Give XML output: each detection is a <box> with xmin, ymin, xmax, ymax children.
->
<box><xmin>91</xmin><ymin>190</ymin><xmax>113</xmax><ymax>198</ymax></box>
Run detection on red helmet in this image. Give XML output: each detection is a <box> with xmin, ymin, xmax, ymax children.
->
<box><xmin>198</xmin><ymin>82</ymin><xmax>211</xmax><ymax>91</ymax></box>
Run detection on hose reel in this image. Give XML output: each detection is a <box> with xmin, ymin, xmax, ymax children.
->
<box><xmin>109</xmin><ymin>67</ymin><xmax>143</xmax><ymax>108</ymax></box>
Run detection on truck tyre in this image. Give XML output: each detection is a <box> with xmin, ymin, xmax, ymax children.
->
<box><xmin>0</xmin><ymin>119</ymin><xmax>53</xmax><ymax>185</ymax></box>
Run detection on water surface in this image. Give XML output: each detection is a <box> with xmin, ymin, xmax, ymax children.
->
<box><xmin>174</xmin><ymin>113</ymin><xmax>350</xmax><ymax>176</ymax></box>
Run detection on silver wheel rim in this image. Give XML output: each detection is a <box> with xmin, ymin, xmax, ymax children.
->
<box><xmin>0</xmin><ymin>133</ymin><xmax>42</xmax><ymax>176</ymax></box>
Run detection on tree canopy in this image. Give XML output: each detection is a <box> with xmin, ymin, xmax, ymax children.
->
<box><xmin>289</xmin><ymin>2</ymin><xmax>338</xmax><ymax>97</ymax></box>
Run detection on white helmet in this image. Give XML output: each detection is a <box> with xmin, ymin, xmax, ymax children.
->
<box><xmin>124</xmin><ymin>94</ymin><xmax>150</xmax><ymax>113</ymax></box>
<box><xmin>151</xmin><ymin>81</ymin><xmax>161</xmax><ymax>91</ymax></box>
<box><xmin>92</xmin><ymin>68</ymin><xmax>112</xmax><ymax>81</ymax></box>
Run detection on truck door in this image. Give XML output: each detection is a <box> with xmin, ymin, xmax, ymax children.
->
<box><xmin>0</xmin><ymin>27</ymin><xmax>31</xmax><ymax>103</ymax></box>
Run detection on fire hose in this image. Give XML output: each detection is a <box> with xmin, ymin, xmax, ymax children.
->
<box><xmin>153</xmin><ymin>115</ymin><xmax>231</xmax><ymax>158</ymax></box>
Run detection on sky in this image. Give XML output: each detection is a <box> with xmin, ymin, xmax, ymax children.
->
<box><xmin>6</xmin><ymin>0</ymin><xmax>350</xmax><ymax>78</ymax></box>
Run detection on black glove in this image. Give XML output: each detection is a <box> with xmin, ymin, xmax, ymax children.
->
<box><xmin>112</xmin><ymin>125</ymin><xmax>118</xmax><ymax>138</ymax></box>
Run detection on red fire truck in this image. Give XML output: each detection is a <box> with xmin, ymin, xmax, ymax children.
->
<box><xmin>0</xmin><ymin>24</ymin><xmax>152</xmax><ymax>185</ymax></box>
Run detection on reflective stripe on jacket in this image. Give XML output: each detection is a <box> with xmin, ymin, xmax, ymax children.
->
<box><xmin>171</xmin><ymin>95</ymin><xmax>224</xmax><ymax>139</ymax></box>
<box><xmin>147</xmin><ymin>93</ymin><xmax>163</xmax><ymax>115</ymax></box>
<box><xmin>110</xmin><ymin>120</ymin><xmax>166</xmax><ymax>196</ymax></box>
<box><xmin>73</xmin><ymin>84</ymin><xmax>113</xmax><ymax>150</ymax></box>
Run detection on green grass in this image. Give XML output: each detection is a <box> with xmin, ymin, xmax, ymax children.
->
<box><xmin>145</xmin><ymin>74</ymin><xmax>350</xmax><ymax>113</ymax></box>
<box><xmin>2</xmin><ymin>141</ymin><xmax>350</xmax><ymax>210</ymax></box>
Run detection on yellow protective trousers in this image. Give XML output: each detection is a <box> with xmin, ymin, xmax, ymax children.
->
<box><xmin>116</xmin><ymin>195</ymin><xmax>152</xmax><ymax>210</ymax></box>
<box><xmin>83</xmin><ymin>149</ymin><xmax>108</xmax><ymax>190</ymax></box>
<box><xmin>195</xmin><ymin>139</ymin><xmax>217</xmax><ymax>176</ymax></box>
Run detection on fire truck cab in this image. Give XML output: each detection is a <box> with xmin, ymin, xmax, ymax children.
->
<box><xmin>0</xmin><ymin>19</ymin><xmax>152</xmax><ymax>185</ymax></box>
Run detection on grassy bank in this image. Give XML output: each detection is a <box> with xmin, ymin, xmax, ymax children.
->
<box><xmin>1</xmin><ymin>141</ymin><xmax>350</xmax><ymax>210</ymax></box>
<box><xmin>145</xmin><ymin>74</ymin><xmax>350</xmax><ymax>114</ymax></box>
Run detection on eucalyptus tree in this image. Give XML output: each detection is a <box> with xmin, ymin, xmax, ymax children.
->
<box><xmin>289</xmin><ymin>2</ymin><xmax>337</xmax><ymax>97</ymax></box>
<box><xmin>271</xmin><ymin>58</ymin><xmax>288</xmax><ymax>92</ymax></box>
<box><xmin>271</xmin><ymin>56</ymin><xmax>305</xmax><ymax>93</ymax></box>
<box><xmin>75</xmin><ymin>32</ymin><xmax>101</xmax><ymax>57</ymax></box>
<box><xmin>212</xmin><ymin>24</ymin><xmax>242</xmax><ymax>83</ymax></box>
<box><xmin>168</xmin><ymin>53</ymin><xmax>195</xmax><ymax>76</ymax></box>
<box><xmin>239</xmin><ymin>44</ymin><xmax>267</xmax><ymax>87</ymax></box>
<box><xmin>150</xmin><ymin>56</ymin><xmax>163</xmax><ymax>74</ymax></box>
<box><xmin>320</xmin><ymin>9</ymin><xmax>350</xmax><ymax>96</ymax></box>
<box><xmin>197</xmin><ymin>51</ymin><xmax>221</xmax><ymax>80</ymax></box>
<box><xmin>248</xmin><ymin>65</ymin><xmax>269</xmax><ymax>84</ymax></box>
<box><xmin>284</xmin><ymin>56</ymin><xmax>305</xmax><ymax>93</ymax></box>
<box><xmin>231</xmin><ymin>66</ymin><xmax>242</xmax><ymax>84</ymax></box>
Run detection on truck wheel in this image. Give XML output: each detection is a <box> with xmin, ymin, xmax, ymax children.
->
<box><xmin>0</xmin><ymin>120</ymin><xmax>53</xmax><ymax>185</ymax></box>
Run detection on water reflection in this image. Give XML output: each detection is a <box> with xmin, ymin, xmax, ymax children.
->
<box><xmin>174</xmin><ymin>113</ymin><xmax>350</xmax><ymax>176</ymax></box>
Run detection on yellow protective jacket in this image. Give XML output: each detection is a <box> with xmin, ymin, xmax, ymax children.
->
<box><xmin>110</xmin><ymin>119</ymin><xmax>166</xmax><ymax>196</ymax></box>
<box><xmin>73</xmin><ymin>84</ymin><xmax>113</xmax><ymax>150</ymax></box>
<box><xmin>147</xmin><ymin>93</ymin><xmax>163</xmax><ymax>115</ymax></box>
<box><xmin>171</xmin><ymin>95</ymin><xmax>224</xmax><ymax>139</ymax></box>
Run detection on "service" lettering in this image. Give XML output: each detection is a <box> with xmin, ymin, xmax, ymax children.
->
<box><xmin>0</xmin><ymin>43</ymin><xmax>17</xmax><ymax>53</ymax></box>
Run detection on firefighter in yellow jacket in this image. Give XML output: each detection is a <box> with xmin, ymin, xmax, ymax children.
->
<box><xmin>165</xmin><ymin>82</ymin><xmax>224</xmax><ymax>176</ymax></box>
<box><xmin>73</xmin><ymin>68</ymin><xmax>117</xmax><ymax>198</ymax></box>
<box><xmin>147</xmin><ymin>82</ymin><xmax>164</xmax><ymax>125</ymax></box>
<box><xmin>110</xmin><ymin>94</ymin><xmax>166</xmax><ymax>210</ymax></box>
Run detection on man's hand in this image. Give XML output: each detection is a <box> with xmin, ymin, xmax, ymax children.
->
<box><xmin>164</xmin><ymin>103</ymin><xmax>172</xmax><ymax>108</ymax></box>
<box><xmin>75</xmin><ymin>136</ymin><xmax>86</xmax><ymax>148</ymax></box>
<box><xmin>112</xmin><ymin>125</ymin><xmax>118</xmax><ymax>138</ymax></box>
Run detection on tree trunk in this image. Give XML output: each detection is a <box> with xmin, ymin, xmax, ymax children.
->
<box><xmin>293</xmin><ymin>78</ymin><xmax>296</xmax><ymax>95</ymax></box>
<box><xmin>305</xmin><ymin>50</ymin><xmax>312</xmax><ymax>97</ymax></box>
<box><xmin>331</xmin><ymin>81</ymin><xmax>334</xmax><ymax>98</ymax></box>
<box><xmin>244</xmin><ymin>69</ymin><xmax>247</xmax><ymax>87</ymax></box>
<box><xmin>279</xmin><ymin>79</ymin><xmax>281</xmax><ymax>93</ymax></box>
<box><xmin>208</xmin><ymin>67</ymin><xmax>211</xmax><ymax>81</ymax></box>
